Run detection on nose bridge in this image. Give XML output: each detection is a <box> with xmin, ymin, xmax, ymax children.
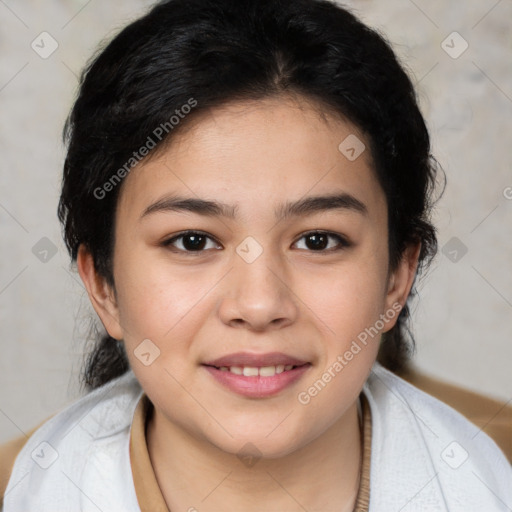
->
<box><xmin>217</xmin><ymin>239</ymin><xmax>297</xmax><ymax>330</ymax></box>
<box><xmin>238</xmin><ymin>247</ymin><xmax>283</xmax><ymax>296</ymax></box>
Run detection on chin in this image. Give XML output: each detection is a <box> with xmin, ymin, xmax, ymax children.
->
<box><xmin>205</xmin><ymin>425</ymin><xmax>312</xmax><ymax>461</ymax></box>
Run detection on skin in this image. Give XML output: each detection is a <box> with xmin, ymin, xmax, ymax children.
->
<box><xmin>78</xmin><ymin>94</ymin><xmax>420</xmax><ymax>511</ymax></box>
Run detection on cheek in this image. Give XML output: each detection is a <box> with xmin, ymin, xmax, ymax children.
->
<box><xmin>301</xmin><ymin>255</ymin><xmax>388</xmax><ymax>341</ymax></box>
<box><xmin>113</xmin><ymin>259</ymin><xmax>210</xmax><ymax>402</ymax></box>
<box><xmin>295</xmin><ymin>261</ymin><xmax>384</xmax><ymax>422</ymax></box>
<box><xmin>112</xmin><ymin>253</ymin><xmax>210</xmax><ymax>345</ymax></box>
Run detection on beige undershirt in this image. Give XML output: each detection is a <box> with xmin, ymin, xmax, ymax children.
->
<box><xmin>129</xmin><ymin>393</ymin><xmax>372</xmax><ymax>511</ymax></box>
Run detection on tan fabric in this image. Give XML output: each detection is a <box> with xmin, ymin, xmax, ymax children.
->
<box><xmin>354</xmin><ymin>393</ymin><xmax>372</xmax><ymax>512</ymax></box>
<box><xmin>0</xmin><ymin>435</ymin><xmax>27</xmax><ymax>508</ymax></box>
<box><xmin>129</xmin><ymin>394</ymin><xmax>171</xmax><ymax>511</ymax></box>
<box><xmin>400</xmin><ymin>366</ymin><xmax>512</xmax><ymax>463</ymax></box>
<box><xmin>130</xmin><ymin>392</ymin><xmax>371</xmax><ymax>512</ymax></box>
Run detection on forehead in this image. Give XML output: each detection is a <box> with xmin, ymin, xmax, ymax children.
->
<box><xmin>116</xmin><ymin>95</ymin><xmax>386</xmax><ymax>222</ymax></box>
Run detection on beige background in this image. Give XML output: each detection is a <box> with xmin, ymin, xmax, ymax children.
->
<box><xmin>0</xmin><ymin>0</ymin><xmax>511</xmax><ymax>443</ymax></box>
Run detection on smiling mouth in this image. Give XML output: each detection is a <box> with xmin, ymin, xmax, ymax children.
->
<box><xmin>204</xmin><ymin>363</ymin><xmax>310</xmax><ymax>377</ymax></box>
<box><xmin>202</xmin><ymin>361</ymin><xmax>312</xmax><ymax>398</ymax></box>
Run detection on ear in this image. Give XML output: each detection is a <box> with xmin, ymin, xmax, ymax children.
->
<box><xmin>382</xmin><ymin>242</ymin><xmax>421</xmax><ymax>332</ymax></box>
<box><xmin>76</xmin><ymin>244</ymin><xmax>124</xmax><ymax>340</ymax></box>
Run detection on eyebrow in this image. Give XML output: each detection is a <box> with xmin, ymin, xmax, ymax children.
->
<box><xmin>140</xmin><ymin>192</ymin><xmax>368</xmax><ymax>221</ymax></box>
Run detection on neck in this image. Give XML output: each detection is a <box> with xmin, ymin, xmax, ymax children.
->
<box><xmin>146</xmin><ymin>400</ymin><xmax>363</xmax><ymax>512</ymax></box>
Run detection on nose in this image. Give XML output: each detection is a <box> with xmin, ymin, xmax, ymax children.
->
<box><xmin>217</xmin><ymin>249</ymin><xmax>299</xmax><ymax>332</ymax></box>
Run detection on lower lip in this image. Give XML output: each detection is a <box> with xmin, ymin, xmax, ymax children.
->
<box><xmin>203</xmin><ymin>364</ymin><xmax>311</xmax><ymax>398</ymax></box>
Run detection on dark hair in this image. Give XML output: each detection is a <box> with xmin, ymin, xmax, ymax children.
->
<box><xmin>58</xmin><ymin>0</ymin><xmax>442</xmax><ymax>390</ymax></box>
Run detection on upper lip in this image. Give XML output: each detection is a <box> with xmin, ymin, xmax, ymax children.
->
<box><xmin>203</xmin><ymin>352</ymin><xmax>309</xmax><ymax>368</ymax></box>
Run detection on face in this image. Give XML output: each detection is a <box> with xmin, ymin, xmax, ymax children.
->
<box><xmin>80</xmin><ymin>95</ymin><xmax>416</xmax><ymax>458</ymax></box>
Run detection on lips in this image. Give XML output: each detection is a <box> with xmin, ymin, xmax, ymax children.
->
<box><xmin>201</xmin><ymin>352</ymin><xmax>311</xmax><ymax>397</ymax></box>
<box><xmin>203</xmin><ymin>364</ymin><xmax>311</xmax><ymax>398</ymax></box>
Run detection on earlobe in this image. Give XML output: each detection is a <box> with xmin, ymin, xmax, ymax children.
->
<box><xmin>76</xmin><ymin>245</ymin><xmax>124</xmax><ymax>340</ymax></box>
<box><xmin>383</xmin><ymin>243</ymin><xmax>421</xmax><ymax>329</ymax></box>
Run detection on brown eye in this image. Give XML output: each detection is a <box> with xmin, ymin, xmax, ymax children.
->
<box><xmin>294</xmin><ymin>231</ymin><xmax>350</xmax><ymax>252</ymax></box>
<box><xmin>162</xmin><ymin>231</ymin><xmax>221</xmax><ymax>253</ymax></box>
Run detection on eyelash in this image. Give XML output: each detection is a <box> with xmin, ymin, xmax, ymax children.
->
<box><xmin>161</xmin><ymin>230</ymin><xmax>351</xmax><ymax>254</ymax></box>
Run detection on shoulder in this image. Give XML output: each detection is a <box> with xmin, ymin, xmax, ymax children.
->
<box><xmin>400</xmin><ymin>365</ymin><xmax>512</xmax><ymax>463</ymax></box>
<box><xmin>2</xmin><ymin>371</ymin><xmax>143</xmax><ymax>511</ymax></box>
<box><xmin>0</xmin><ymin>421</ymin><xmax>50</xmax><ymax>508</ymax></box>
<box><xmin>363</xmin><ymin>363</ymin><xmax>512</xmax><ymax>511</ymax></box>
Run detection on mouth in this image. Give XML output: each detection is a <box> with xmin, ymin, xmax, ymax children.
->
<box><xmin>201</xmin><ymin>352</ymin><xmax>312</xmax><ymax>398</ymax></box>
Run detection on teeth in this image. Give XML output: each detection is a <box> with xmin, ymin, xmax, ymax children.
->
<box><xmin>217</xmin><ymin>364</ymin><xmax>299</xmax><ymax>376</ymax></box>
<box><xmin>242</xmin><ymin>366</ymin><xmax>259</xmax><ymax>377</ymax></box>
<box><xmin>259</xmin><ymin>366</ymin><xmax>276</xmax><ymax>377</ymax></box>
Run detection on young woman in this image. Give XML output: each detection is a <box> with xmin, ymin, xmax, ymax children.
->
<box><xmin>2</xmin><ymin>0</ymin><xmax>511</xmax><ymax>510</ymax></box>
